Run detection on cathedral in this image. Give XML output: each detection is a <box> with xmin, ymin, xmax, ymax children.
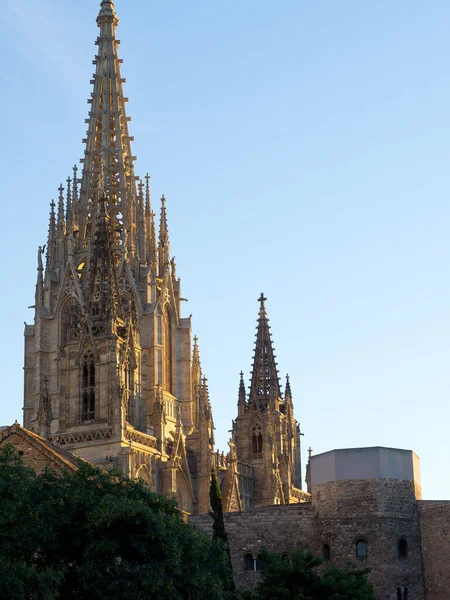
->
<box><xmin>5</xmin><ymin>5</ymin><xmax>450</xmax><ymax>598</ymax></box>
<box><xmin>20</xmin><ymin>0</ymin><xmax>305</xmax><ymax>515</ymax></box>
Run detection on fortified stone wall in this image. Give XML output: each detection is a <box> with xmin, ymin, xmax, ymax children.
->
<box><xmin>190</xmin><ymin>503</ymin><xmax>314</xmax><ymax>588</ymax></box>
<box><xmin>418</xmin><ymin>500</ymin><xmax>450</xmax><ymax>600</ymax></box>
<box><xmin>313</xmin><ymin>479</ymin><xmax>425</xmax><ymax>600</ymax></box>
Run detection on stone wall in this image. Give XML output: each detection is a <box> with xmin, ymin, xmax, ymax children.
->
<box><xmin>0</xmin><ymin>426</ymin><xmax>78</xmax><ymax>474</ymax></box>
<box><xmin>191</xmin><ymin>477</ymin><xmax>428</xmax><ymax>599</ymax></box>
<box><xmin>313</xmin><ymin>479</ymin><xmax>425</xmax><ymax>600</ymax></box>
<box><xmin>418</xmin><ymin>501</ymin><xmax>450</xmax><ymax>600</ymax></box>
<box><xmin>190</xmin><ymin>503</ymin><xmax>314</xmax><ymax>588</ymax></box>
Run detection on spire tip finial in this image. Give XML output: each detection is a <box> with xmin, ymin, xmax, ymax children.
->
<box><xmin>258</xmin><ymin>292</ymin><xmax>267</xmax><ymax>317</ymax></box>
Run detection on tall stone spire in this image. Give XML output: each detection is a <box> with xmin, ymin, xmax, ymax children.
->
<box><xmin>249</xmin><ymin>293</ymin><xmax>281</xmax><ymax>406</ymax></box>
<box><xmin>79</xmin><ymin>0</ymin><xmax>137</xmax><ymax>254</ymax></box>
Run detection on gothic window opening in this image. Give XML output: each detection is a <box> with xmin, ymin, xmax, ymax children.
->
<box><xmin>255</xmin><ymin>554</ymin><xmax>263</xmax><ymax>571</ymax></box>
<box><xmin>156</xmin><ymin>350</ymin><xmax>163</xmax><ymax>386</ymax></box>
<box><xmin>252</xmin><ymin>425</ymin><xmax>263</xmax><ymax>457</ymax></box>
<box><xmin>81</xmin><ymin>351</ymin><xmax>96</xmax><ymax>421</ymax></box>
<box><xmin>62</xmin><ymin>298</ymin><xmax>82</xmax><ymax>345</ymax></box>
<box><xmin>244</xmin><ymin>553</ymin><xmax>254</xmax><ymax>571</ymax></box>
<box><xmin>163</xmin><ymin>307</ymin><xmax>173</xmax><ymax>394</ymax></box>
<box><xmin>124</xmin><ymin>356</ymin><xmax>134</xmax><ymax>425</ymax></box>
<box><xmin>323</xmin><ymin>544</ymin><xmax>331</xmax><ymax>561</ymax></box>
<box><xmin>397</xmin><ymin>588</ymin><xmax>408</xmax><ymax>600</ymax></box>
<box><xmin>355</xmin><ymin>540</ymin><xmax>367</xmax><ymax>558</ymax></box>
<box><xmin>398</xmin><ymin>538</ymin><xmax>408</xmax><ymax>558</ymax></box>
<box><xmin>156</xmin><ymin>313</ymin><xmax>162</xmax><ymax>345</ymax></box>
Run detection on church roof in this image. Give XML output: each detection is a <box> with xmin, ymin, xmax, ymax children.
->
<box><xmin>0</xmin><ymin>423</ymin><xmax>80</xmax><ymax>472</ymax></box>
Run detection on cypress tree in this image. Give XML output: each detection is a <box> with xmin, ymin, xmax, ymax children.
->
<box><xmin>210</xmin><ymin>467</ymin><xmax>235</xmax><ymax>592</ymax></box>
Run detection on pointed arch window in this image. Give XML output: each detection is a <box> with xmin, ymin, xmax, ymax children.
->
<box><xmin>163</xmin><ymin>306</ymin><xmax>173</xmax><ymax>394</ymax></box>
<box><xmin>62</xmin><ymin>297</ymin><xmax>82</xmax><ymax>345</ymax></box>
<box><xmin>81</xmin><ymin>351</ymin><xmax>96</xmax><ymax>421</ymax></box>
<box><xmin>124</xmin><ymin>355</ymin><xmax>135</xmax><ymax>425</ymax></box>
<box><xmin>252</xmin><ymin>425</ymin><xmax>263</xmax><ymax>457</ymax></box>
<box><xmin>156</xmin><ymin>313</ymin><xmax>163</xmax><ymax>345</ymax></box>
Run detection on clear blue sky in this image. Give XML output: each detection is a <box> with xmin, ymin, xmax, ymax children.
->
<box><xmin>1</xmin><ymin>0</ymin><xmax>450</xmax><ymax>499</ymax></box>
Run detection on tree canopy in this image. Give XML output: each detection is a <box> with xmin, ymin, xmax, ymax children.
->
<box><xmin>0</xmin><ymin>445</ymin><xmax>232</xmax><ymax>600</ymax></box>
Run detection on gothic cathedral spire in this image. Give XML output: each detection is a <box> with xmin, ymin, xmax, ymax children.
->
<box><xmin>231</xmin><ymin>294</ymin><xmax>304</xmax><ymax>508</ymax></box>
<box><xmin>23</xmin><ymin>1</ymin><xmax>210</xmax><ymax>517</ymax></box>
<box><xmin>79</xmin><ymin>0</ymin><xmax>137</xmax><ymax>255</ymax></box>
<box><xmin>249</xmin><ymin>293</ymin><xmax>281</xmax><ymax>406</ymax></box>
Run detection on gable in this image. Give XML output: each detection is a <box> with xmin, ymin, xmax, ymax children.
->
<box><xmin>0</xmin><ymin>425</ymin><xmax>78</xmax><ymax>475</ymax></box>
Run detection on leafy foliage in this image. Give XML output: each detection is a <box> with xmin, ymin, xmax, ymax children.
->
<box><xmin>0</xmin><ymin>445</ymin><xmax>232</xmax><ymax>600</ymax></box>
<box><xmin>240</xmin><ymin>547</ymin><xmax>375</xmax><ymax>600</ymax></box>
<box><xmin>210</xmin><ymin>467</ymin><xmax>235</xmax><ymax>593</ymax></box>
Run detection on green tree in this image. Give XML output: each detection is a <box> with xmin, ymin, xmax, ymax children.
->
<box><xmin>0</xmin><ymin>445</ymin><xmax>232</xmax><ymax>600</ymax></box>
<box><xmin>209</xmin><ymin>467</ymin><xmax>235</xmax><ymax>594</ymax></box>
<box><xmin>241</xmin><ymin>548</ymin><xmax>374</xmax><ymax>600</ymax></box>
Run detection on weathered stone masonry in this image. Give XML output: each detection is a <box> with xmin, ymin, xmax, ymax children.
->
<box><xmin>192</xmin><ymin>447</ymin><xmax>450</xmax><ymax>600</ymax></box>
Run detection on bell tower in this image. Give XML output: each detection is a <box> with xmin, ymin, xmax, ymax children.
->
<box><xmin>23</xmin><ymin>0</ymin><xmax>212</xmax><ymax>514</ymax></box>
<box><xmin>232</xmin><ymin>294</ymin><xmax>304</xmax><ymax>506</ymax></box>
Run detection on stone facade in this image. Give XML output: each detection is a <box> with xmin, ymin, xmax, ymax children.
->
<box><xmin>418</xmin><ymin>501</ymin><xmax>450</xmax><ymax>600</ymax></box>
<box><xmin>21</xmin><ymin>0</ymin><xmax>304</xmax><ymax>516</ymax></box>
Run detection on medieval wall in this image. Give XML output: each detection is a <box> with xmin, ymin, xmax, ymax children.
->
<box><xmin>191</xmin><ymin>447</ymin><xmax>430</xmax><ymax>599</ymax></box>
<box><xmin>190</xmin><ymin>503</ymin><xmax>314</xmax><ymax>588</ymax></box>
<box><xmin>312</xmin><ymin>479</ymin><xmax>425</xmax><ymax>600</ymax></box>
<box><xmin>418</xmin><ymin>500</ymin><xmax>450</xmax><ymax>600</ymax></box>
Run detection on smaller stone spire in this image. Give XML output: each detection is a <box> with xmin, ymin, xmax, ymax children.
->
<box><xmin>192</xmin><ymin>335</ymin><xmax>203</xmax><ymax>427</ymax></box>
<box><xmin>193</xmin><ymin>335</ymin><xmax>200</xmax><ymax>369</ymax></box>
<box><xmin>72</xmin><ymin>165</ymin><xmax>79</xmax><ymax>231</ymax></box>
<box><xmin>200</xmin><ymin>376</ymin><xmax>213</xmax><ymax>431</ymax></box>
<box><xmin>150</xmin><ymin>210</ymin><xmax>158</xmax><ymax>275</ymax></box>
<box><xmin>238</xmin><ymin>370</ymin><xmax>246</xmax><ymax>416</ymax></box>
<box><xmin>66</xmin><ymin>176</ymin><xmax>72</xmax><ymax>232</ymax></box>
<box><xmin>35</xmin><ymin>246</ymin><xmax>44</xmax><ymax>309</ymax></box>
<box><xmin>136</xmin><ymin>179</ymin><xmax>146</xmax><ymax>263</ymax></box>
<box><xmin>158</xmin><ymin>195</ymin><xmax>170</xmax><ymax>275</ymax></box>
<box><xmin>144</xmin><ymin>173</ymin><xmax>152</xmax><ymax>264</ymax></box>
<box><xmin>285</xmin><ymin>374</ymin><xmax>292</xmax><ymax>400</ymax></box>
<box><xmin>57</xmin><ymin>184</ymin><xmax>65</xmax><ymax>236</ymax></box>
<box><xmin>46</xmin><ymin>200</ymin><xmax>57</xmax><ymax>269</ymax></box>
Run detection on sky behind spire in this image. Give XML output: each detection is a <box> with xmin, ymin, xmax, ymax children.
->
<box><xmin>2</xmin><ymin>0</ymin><xmax>450</xmax><ymax>499</ymax></box>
